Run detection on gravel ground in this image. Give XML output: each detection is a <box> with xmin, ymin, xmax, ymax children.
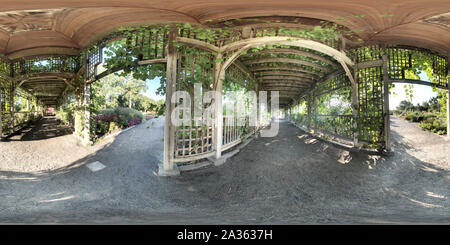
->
<box><xmin>0</xmin><ymin>116</ymin><xmax>449</xmax><ymax>224</ymax></box>
<box><xmin>0</xmin><ymin>117</ymin><xmax>107</xmax><ymax>173</ymax></box>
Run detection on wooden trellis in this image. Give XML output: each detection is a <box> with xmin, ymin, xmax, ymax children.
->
<box><xmin>10</xmin><ymin>55</ymin><xmax>80</xmax><ymax>77</ymax></box>
<box><xmin>173</xmin><ymin>45</ymin><xmax>216</xmax><ymax>162</ymax></box>
<box><xmin>356</xmin><ymin>66</ymin><xmax>385</xmax><ymax>147</ymax></box>
<box><xmin>386</xmin><ymin>47</ymin><xmax>448</xmax><ymax>89</ymax></box>
<box><xmin>86</xmin><ymin>46</ymin><xmax>103</xmax><ymax>81</ymax></box>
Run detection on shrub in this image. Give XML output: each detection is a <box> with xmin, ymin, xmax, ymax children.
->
<box><xmin>405</xmin><ymin>111</ymin><xmax>424</xmax><ymax>122</ymax></box>
<box><xmin>55</xmin><ymin>108</ymin><xmax>74</xmax><ymax>126</ymax></box>
<box><xmin>419</xmin><ymin>117</ymin><xmax>447</xmax><ymax>135</ymax></box>
<box><xmin>91</xmin><ymin>107</ymin><xmax>145</xmax><ymax>136</ymax></box>
<box><xmin>109</xmin><ymin>122</ymin><xmax>120</xmax><ymax>132</ymax></box>
<box><xmin>423</xmin><ymin>113</ymin><xmax>438</xmax><ymax>121</ymax></box>
<box><xmin>92</xmin><ymin>120</ymin><xmax>109</xmax><ymax>135</ymax></box>
<box><xmin>113</xmin><ymin>107</ymin><xmax>145</xmax><ymax>127</ymax></box>
<box><xmin>127</xmin><ymin>118</ymin><xmax>142</xmax><ymax>127</ymax></box>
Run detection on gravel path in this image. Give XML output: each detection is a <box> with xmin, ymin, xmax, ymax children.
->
<box><xmin>0</xmin><ymin>116</ymin><xmax>449</xmax><ymax>224</ymax></box>
<box><xmin>0</xmin><ymin>117</ymin><xmax>104</xmax><ymax>173</ymax></box>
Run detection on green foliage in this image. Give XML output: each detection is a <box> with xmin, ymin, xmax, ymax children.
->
<box><xmin>395</xmin><ymin>95</ymin><xmax>443</xmax><ymax>117</ymax></box>
<box><xmin>405</xmin><ymin>111</ymin><xmax>425</xmax><ymax>122</ymax></box>
<box><xmin>155</xmin><ymin>99</ymin><xmax>166</xmax><ymax>116</ymax></box>
<box><xmin>91</xmin><ymin>107</ymin><xmax>145</xmax><ymax>137</ymax></box>
<box><xmin>316</xmin><ymin>87</ymin><xmax>352</xmax><ymax>115</ymax></box>
<box><xmin>55</xmin><ymin>107</ymin><xmax>75</xmax><ymax>126</ymax></box>
<box><xmin>396</xmin><ymin>95</ymin><xmax>447</xmax><ymax>136</ymax></box>
<box><xmin>419</xmin><ymin>117</ymin><xmax>447</xmax><ymax>135</ymax></box>
<box><xmin>90</xmin><ymin>73</ymin><xmax>163</xmax><ymax>115</ymax></box>
<box><xmin>110</xmin><ymin>107</ymin><xmax>145</xmax><ymax>128</ymax></box>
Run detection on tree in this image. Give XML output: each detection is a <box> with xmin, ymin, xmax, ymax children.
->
<box><xmin>110</xmin><ymin>74</ymin><xmax>148</xmax><ymax>108</ymax></box>
<box><xmin>428</xmin><ymin>96</ymin><xmax>441</xmax><ymax>112</ymax></box>
<box><xmin>134</xmin><ymin>94</ymin><xmax>156</xmax><ymax>112</ymax></box>
<box><xmin>396</xmin><ymin>100</ymin><xmax>414</xmax><ymax>112</ymax></box>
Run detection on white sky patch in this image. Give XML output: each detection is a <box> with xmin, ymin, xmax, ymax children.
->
<box><xmin>389</xmin><ymin>72</ymin><xmax>438</xmax><ymax>110</ymax></box>
<box><xmin>145</xmin><ymin>77</ymin><xmax>165</xmax><ymax>101</ymax></box>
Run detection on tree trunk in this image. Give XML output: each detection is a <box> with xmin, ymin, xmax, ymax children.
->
<box><xmin>129</xmin><ymin>96</ymin><xmax>132</xmax><ymax>108</ymax></box>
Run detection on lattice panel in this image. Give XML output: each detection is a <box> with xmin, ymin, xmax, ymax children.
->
<box><xmin>386</xmin><ymin>48</ymin><xmax>411</xmax><ymax>79</ymax></box>
<box><xmin>315</xmin><ymin>73</ymin><xmax>351</xmax><ymax>96</ymax></box>
<box><xmin>431</xmin><ymin>54</ymin><xmax>448</xmax><ymax>88</ymax></box>
<box><xmin>0</xmin><ymin>58</ymin><xmax>10</xmax><ymax>76</ymax></box>
<box><xmin>86</xmin><ymin>47</ymin><xmax>103</xmax><ymax>80</ymax></box>
<box><xmin>314</xmin><ymin>115</ymin><xmax>354</xmax><ymax>139</ymax></box>
<box><xmin>173</xmin><ymin>45</ymin><xmax>216</xmax><ymax>159</ymax></box>
<box><xmin>386</xmin><ymin>47</ymin><xmax>448</xmax><ymax>88</ymax></box>
<box><xmin>356</xmin><ymin>66</ymin><xmax>385</xmax><ymax>147</ymax></box>
<box><xmin>175</xmin><ymin>120</ymin><xmax>214</xmax><ymax>158</ymax></box>
<box><xmin>354</xmin><ymin>45</ymin><xmax>382</xmax><ymax>63</ymax></box>
<box><xmin>225</xmin><ymin>63</ymin><xmax>255</xmax><ymax>89</ymax></box>
<box><xmin>126</xmin><ymin>27</ymin><xmax>170</xmax><ymax>60</ymax></box>
<box><xmin>11</xmin><ymin>56</ymin><xmax>80</xmax><ymax>77</ymax></box>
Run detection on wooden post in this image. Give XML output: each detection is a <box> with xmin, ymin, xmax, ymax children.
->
<box><xmin>382</xmin><ymin>54</ymin><xmax>391</xmax><ymax>151</ymax></box>
<box><xmin>312</xmin><ymin>90</ymin><xmax>318</xmax><ymax>132</ymax></box>
<box><xmin>307</xmin><ymin>94</ymin><xmax>312</xmax><ymax>131</ymax></box>
<box><xmin>74</xmin><ymin>87</ymin><xmax>82</xmax><ymax>137</ymax></box>
<box><xmin>83</xmin><ymin>82</ymin><xmax>91</xmax><ymax>145</ymax></box>
<box><xmin>352</xmin><ymin>58</ymin><xmax>359</xmax><ymax>147</ymax></box>
<box><xmin>0</xmin><ymin>88</ymin><xmax>2</xmax><ymax>139</ymax></box>
<box><xmin>447</xmin><ymin>83</ymin><xmax>449</xmax><ymax>138</ymax></box>
<box><xmin>447</xmin><ymin>56</ymin><xmax>450</xmax><ymax>138</ymax></box>
<box><xmin>162</xmin><ymin>27</ymin><xmax>178</xmax><ymax>174</ymax></box>
<box><xmin>255</xmin><ymin>83</ymin><xmax>260</xmax><ymax>130</ymax></box>
<box><xmin>214</xmin><ymin>60</ymin><xmax>224</xmax><ymax>160</ymax></box>
<box><xmin>9</xmin><ymin>82</ymin><xmax>14</xmax><ymax>133</ymax></box>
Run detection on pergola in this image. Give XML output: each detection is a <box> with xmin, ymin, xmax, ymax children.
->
<box><xmin>0</xmin><ymin>1</ymin><xmax>448</xmax><ymax>176</ymax></box>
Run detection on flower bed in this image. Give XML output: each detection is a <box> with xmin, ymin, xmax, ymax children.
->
<box><xmin>92</xmin><ymin>107</ymin><xmax>145</xmax><ymax>139</ymax></box>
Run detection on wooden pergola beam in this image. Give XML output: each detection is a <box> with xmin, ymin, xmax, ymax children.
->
<box><xmin>260</xmin><ymin>75</ymin><xmax>313</xmax><ymax>82</ymax></box>
<box><xmin>242</xmin><ymin>48</ymin><xmax>339</xmax><ymax>67</ymax></box>
<box><xmin>249</xmin><ymin>64</ymin><xmax>325</xmax><ymax>75</ymax></box>
<box><xmin>256</xmin><ymin>71</ymin><xmax>316</xmax><ymax>80</ymax></box>
<box><xmin>243</xmin><ymin>57</ymin><xmax>331</xmax><ymax>72</ymax></box>
<box><xmin>220</xmin><ymin>36</ymin><xmax>354</xmax><ymax>66</ymax></box>
<box><xmin>262</xmin><ymin>79</ymin><xmax>312</xmax><ymax>84</ymax></box>
<box><xmin>262</xmin><ymin>83</ymin><xmax>309</xmax><ymax>88</ymax></box>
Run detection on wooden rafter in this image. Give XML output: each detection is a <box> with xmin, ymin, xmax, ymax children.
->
<box><xmin>243</xmin><ymin>57</ymin><xmax>331</xmax><ymax>72</ymax></box>
<box><xmin>242</xmin><ymin>48</ymin><xmax>339</xmax><ymax>67</ymax></box>
<box><xmin>248</xmin><ymin>64</ymin><xmax>325</xmax><ymax>76</ymax></box>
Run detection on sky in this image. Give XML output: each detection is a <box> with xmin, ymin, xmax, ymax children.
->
<box><xmin>389</xmin><ymin>72</ymin><xmax>437</xmax><ymax>109</ymax></box>
<box><xmin>144</xmin><ymin>77</ymin><xmax>165</xmax><ymax>101</ymax></box>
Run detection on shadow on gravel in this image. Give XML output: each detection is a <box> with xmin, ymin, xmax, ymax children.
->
<box><xmin>4</xmin><ymin>116</ymin><xmax>73</xmax><ymax>142</ymax></box>
<box><xmin>0</xmin><ymin>119</ymin><xmax>449</xmax><ymax>224</ymax></box>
